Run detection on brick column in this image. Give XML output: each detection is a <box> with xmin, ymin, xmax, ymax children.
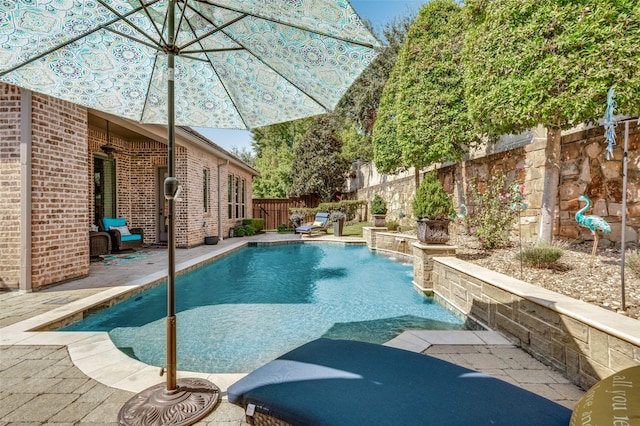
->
<box><xmin>412</xmin><ymin>242</ymin><xmax>457</xmax><ymax>295</ymax></box>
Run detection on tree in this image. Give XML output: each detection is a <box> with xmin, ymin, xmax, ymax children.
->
<box><xmin>373</xmin><ymin>0</ymin><xmax>479</xmax><ymax>177</ymax></box>
<box><xmin>463</xmin><ymin>0</ymin><xmax>640</xmax><ymax>242</ymax></box>
<box><xmin>229</xmin><ymin>146</ymin><xmax>255</xmax><ymax>168</ymax></box>
<box><xmin>289</xmin><ymin>115</ymin><xmax>350</xmax><ymax>202</ymax></box>
<box><xmin>251</xmin><ymin>118</ymin><xmax>312</xmax><ymax>198</ymax></box>
<box><xmin>334</xmin><ymin>15</ymin><xmax>413</xmax><ymax>162</ymax></box>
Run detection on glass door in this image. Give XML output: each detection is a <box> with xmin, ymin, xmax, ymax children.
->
<box><xmin>94</xmin><ymin>156</ymin><xmax>116</xmax><ymax>227</ymax></box>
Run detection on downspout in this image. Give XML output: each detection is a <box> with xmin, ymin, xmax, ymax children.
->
<box><xmin>218</xmin><ymin>159</ymin><xmax>229</xmax><ymax>240</ymax></box>
<box><xmin>20</xmin><ymin>89</ymin><xmax>32</xmax><ymax>293</ymax></box>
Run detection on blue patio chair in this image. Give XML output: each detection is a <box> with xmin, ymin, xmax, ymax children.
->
<box><xmin>101</xmin><ymin>217</ymin><xmax>144</xmax><ymax>252</ymax></box>
<box><xmin>295</xmin><ymin>212</ymin><xmax>330</xmax><ymax>235</ymax></box>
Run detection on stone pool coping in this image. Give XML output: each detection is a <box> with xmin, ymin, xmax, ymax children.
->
<box><xmin>2</xmin><ymin>234</ymin><xmax>494</xmax><ymax>394</ymax></box>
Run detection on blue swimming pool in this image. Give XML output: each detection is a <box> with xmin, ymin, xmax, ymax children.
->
<box><xmin>61</xmin><ymin>243</ymin><xmax>465</xmax><ymax>373</ymax></box>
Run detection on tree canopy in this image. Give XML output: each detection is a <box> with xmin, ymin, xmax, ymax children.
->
<box><xmin>250</xmin><ymin>118</ymin><xmax>312</xmax><ymax>198</ymax></box>
<box><xmin>289</xmin><ymin>115</ymin><xmax>350</xmax><ymax>202</ymax></box>
<box><xmin>463</xmin><ymin>0</ymin><xmax>640</xmax><ymax>241</ymax></box>
<box><xmin>463</xmin><ymin>0</ymin><xmax>640</xmax><ymax>134</ymax></box>
<box><xmin>373</xmin><ymin>0</ymin><xmax>478</xmax><ymax>174</ymax></box>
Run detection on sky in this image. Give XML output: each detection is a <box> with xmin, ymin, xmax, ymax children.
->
<box><xmin>193</xmin><ymin>0</ymin><xmax>427</xmax><ymax>154</ymax></box>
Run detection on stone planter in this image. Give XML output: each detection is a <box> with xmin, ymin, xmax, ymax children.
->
<box><xmin>333</xmin><ymin>220</ymin><xmax>344</xmax><ymax>236</ymax></box>
<box><xmin>416</xmin><ymin>219</ymin><xmax>451</xmax><ymax>244</ymax></box>
<box><xmin>204</xmin><ymin>236</ymin><xmax>219</xmax><ymax>245</ymax></box>
<box><xmin>373</xmin><ymin>214</ymin><xmax>386</xmax><ymax>227</ymax></box>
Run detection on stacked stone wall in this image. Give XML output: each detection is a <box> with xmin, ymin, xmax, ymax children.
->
<box><xmin>354</xmin><ymin>123</ymin><xmax>639</xmax><ymax>245</ymax></box>
<box><xmin>432</xmin><ymin>257</ymin><xmax>640</xmax><ymax>390</ymax></box>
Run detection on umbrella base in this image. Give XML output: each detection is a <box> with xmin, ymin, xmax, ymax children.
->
<box><xmin>118</xmin><ymin>378</ymin><xmax>220</xmax><ymax>426</ymax></box>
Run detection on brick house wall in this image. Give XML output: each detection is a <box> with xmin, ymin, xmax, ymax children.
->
<box><xmin>1</xmin><ymin>83</ymin><xmax>257</xmax><ymax>290</ymax></box>
<box><xmin>0</xmin><ymin>90</ymin><xmax>92</xmax><ymax>290</ymax></box>
<box><xmin>0</xmin><ymin>84</ymin><xmax>22</xmax><ymax>289</ymax></box>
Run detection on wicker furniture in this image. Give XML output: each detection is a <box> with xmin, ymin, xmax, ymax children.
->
<box><xmin>100</xmin><ymin>217</ymin><xmax>144</xmax><ymax>252</ymax></box>
<box><xmin>89</xmin><ymin>231</ymin><xmax>111</xmax><ymax>257</ymax></box>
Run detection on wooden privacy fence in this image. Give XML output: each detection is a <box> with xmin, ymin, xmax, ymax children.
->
<box><xmin>252</xmin><ymin>196</ymin><xmax>320</xmax><ymax>230</ymax></box>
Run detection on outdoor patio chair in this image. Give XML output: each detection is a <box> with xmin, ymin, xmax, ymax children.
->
<box><xmin>294</xmin><ymin>212</ymin><xmax>329</xmax><ymax>235</ymax></box>
<box><xmin>101</xmin><ymin>217</ymin><xmax>144</xmax><ymax>252</ymax></box>
<box><xmin>228</xmin><ymin>338</ymin><xmax>572</xmax><ymax>426</ymax></box>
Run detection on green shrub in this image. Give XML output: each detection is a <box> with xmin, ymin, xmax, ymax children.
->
<box><xmin>371</xmin><ymin>195</ymin><xmax>387</xmax><ymax>215</ymax></box>
<box><xmin>243</xmin><ymin>224</ymin><xmax>256</xmax><ymax>236</ymax></box>
<box><xmin>627</xmin><ymin>250</ymin><xmax>640</xmax><ymax>276</ymax></box>
<box><xmin>516</xmin><ymin>243</ymin><xmax>564</xmax><ymax>269</ymax></box>
<box><xmin>234</xmin><ymin>226</ymin><xmax>246</xmax><ymax>237</ymax></box>
<box><xmin>412</xmin><ymin>172</ymin><xmax>453</xmax><ymax>219</ymax></box>
<box><xmin>242</xmin><ymin>218</ymin><xmax>265</xmax><ymax>232</ymax></box>
<box><xmin>386</xmin><ymin>220</ymin><xmax>400</xmax><ymax>231</ymax></box>
<box><xmin>317</xmin><ymin>200</ymin><xmax>366</xmax><ymax>221</ymax></box>
<box><xmin>463</xmin><ymin>172</ymin><xmax>523</xmax><ymax>249</ymax></box>
<box><xmin>277</xmin><ymin>223</ymin><xmax>288</xmax><ymax>233</ymax></box>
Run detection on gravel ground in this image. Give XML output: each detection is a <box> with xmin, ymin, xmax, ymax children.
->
<box><xmin>450</xmin><ymin>235</ymin><xmax>640</xmax><ymax>320</ymax></box>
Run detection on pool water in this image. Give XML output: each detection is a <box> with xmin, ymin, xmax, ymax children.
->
<box><xmin>61</xmin><ymin>244</ymin><xmax>465</xmax><ymax>373</ymax></box>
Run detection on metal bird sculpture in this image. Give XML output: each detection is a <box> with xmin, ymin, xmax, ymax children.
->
<box><xmin>574</xmin><ymin>195</ymin><xmax>611</xmax><ymax>266</ymax></box>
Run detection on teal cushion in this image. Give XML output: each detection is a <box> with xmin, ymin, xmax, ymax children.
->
<box><xmin>103</xmin><ymin>217</ymin><xmax>126</xmax><ymax>230</ymax></box>
<box><xmin>121</xmin><ymin>234</ymin><xmax>141</xmax><ymax>242</ymax></box>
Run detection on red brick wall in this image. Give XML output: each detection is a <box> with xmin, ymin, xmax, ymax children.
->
<box><xmin>0</xmin><ymin>84</ymin><xmax>22</xmax><ymax>289</ymax></box>
<box><xmin>30</xmin><ymin>92</ymin><xmax>89</xmax><ymax>289</ymax></box>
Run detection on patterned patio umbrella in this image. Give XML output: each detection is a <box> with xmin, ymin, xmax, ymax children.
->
<box><xmin>0</xmin><ymin>1</ymin><xmax>379</xmax><ymax>424</ymax></box>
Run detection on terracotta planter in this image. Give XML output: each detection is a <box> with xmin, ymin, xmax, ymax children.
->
<box><xmin>373</xmin><ymin>214</ymin><xmax>386</xmax><ymax>227</ymax></box>
<box><xmin>416</xmin><ymin>219</ymin><xmax>450</xmax><ymax>244</ymax></box>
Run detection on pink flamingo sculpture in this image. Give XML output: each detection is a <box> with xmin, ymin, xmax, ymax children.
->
<box><xmin>574</xmin><ymin>195</ymin><xmax>611</xmax><ymax>266</ymax></box>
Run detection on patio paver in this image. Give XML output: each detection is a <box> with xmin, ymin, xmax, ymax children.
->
<box><xmin>0</xmin><ymin>233</ymin><xmax>584</xmax><ymax>424</ymax></box>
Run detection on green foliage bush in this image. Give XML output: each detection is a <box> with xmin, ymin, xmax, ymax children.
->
<box><xmin>412</xmin><ymin>172</ymin><xmax>453</xmax><ymax>219</ymax></box>
<box><xmin>242</xmin><ymin>218</ymin><xmax>265</xmax><ymax>232</ymax></box>
<box><xmin>371</xmin><ymin>195</ymin><xmax>387</xmax><ymax>215</ymax></box>
<box><xmin>277</xmin><ymin>223</ymin><xmax>288</xmax><ymax>233</ymax></box>
<box><xmin>232</xmin><ymin>224</ymin><xmax>256</xmax><ymax>237</ymax></box>
<box><xmin>303</xmin><ymin>200</ymin><xmax>366</xmax><ymax>222</ymax></box>
<box><xmin>386</xmin><ymin>220</ymin><xmax>400</xmax><ymax>231</ymax></box>
<box><xmin>516</xmin><ymin>244</ymin><xmax>564</xmax><ymax>269</ymax></box>
<box><xmin>463</xmin><ymin>172</ymin><xmax>523</xmax><ymax>249</ymax></box>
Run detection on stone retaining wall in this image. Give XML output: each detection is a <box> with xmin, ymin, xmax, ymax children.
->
<box><xmin>432</xmin><ymin>257</ymin><xmax>640</xmax><ymax>389</ymax></box>
<box><xmin>366</xmin><ymin>229</ymin><xmax>640</xmax><ymax>390</ymax></box>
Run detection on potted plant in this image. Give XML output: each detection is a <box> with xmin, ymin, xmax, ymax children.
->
<box><xmin>371</xmin><ymin>195</ymin><xmax>387</xmax><ymax>227</ymax></box>
<box><xmin>290</xmin><ymin>211</ymin><xmax>306</xmax><ymax>228</ymax></box>
<box><xmin>412</xmin><ymin>172</ymin><xmax>454</xmax><ymax>244</ymax></box>
<box><xmin>330</xmin><ymin>211</ymin><xmax>347</xmax><ymax>236</ymax></box>
<box><xmin>203</xmin><ymin>222</ymin><xmax>219</xmax><ymax>245</ymax></box>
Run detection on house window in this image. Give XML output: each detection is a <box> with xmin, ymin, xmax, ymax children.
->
<box><xmin>228</xmin><ymin>174</ymin><xmax>233</xmax><ymax>219</ymax></box>
<box><xmin>235</xmin><ymin>176</ymin><xmax>240</xmax><ymax>219</ymax></box>
<box><xmin>227</xmin><ymin>173</ymin><xmax>246</xmax><ymax>220</ymax></box>
<box><xmin>241</xmin><ymin>178</ymin><xmax>246</xmax><ymax>218</ymax></box>
<box><xmin>203</xmin><ymin>169</ymin><xmax>209</xmax><ymax>212</ymax></box>
<box><xmin>94</xmin><ymin>156</ymin><xmax>116</xmax><ymax>226</ymax></box>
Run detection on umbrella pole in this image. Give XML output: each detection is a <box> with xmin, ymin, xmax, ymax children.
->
<box><xmin>118</xmin><ymin>1</ymin><xmax>219</xmax><ymax>424</ymax></box>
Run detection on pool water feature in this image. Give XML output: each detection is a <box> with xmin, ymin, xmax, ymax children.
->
<box><xmin>61</xmin><ymin>244</ymin><xmax>465</xmax><ymax>373</ymax></box>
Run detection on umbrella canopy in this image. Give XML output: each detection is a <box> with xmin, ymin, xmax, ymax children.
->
<box><xmin>1</xmin><ymin>1</ymin><xmax>379</xmax><ymax>424</ymax></box>
<box><xmin>0</xmin><ymin>0</ymin><xmax>379</xmax><ymax>128</ymax></box>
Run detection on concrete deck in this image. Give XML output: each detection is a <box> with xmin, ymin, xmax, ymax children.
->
<box><xmin>0</xmin><ymin>233</ymin><xmax>584</xmax><ymax>424</ymax></box>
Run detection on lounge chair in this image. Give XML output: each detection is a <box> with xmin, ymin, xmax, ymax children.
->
<box><xmin>228</xmin><ymin>338</ymin><xmax>572</xmax><ymax>426</ymax></box>
<box><xmin>295</xmin><ymin>212</ymin><xmax>329</xmax><ymax>235</ymax></box>
<box><xmin>101</xmin><ymin>217</ymin><xmax>144</xmax><ymax>252</ymax></box>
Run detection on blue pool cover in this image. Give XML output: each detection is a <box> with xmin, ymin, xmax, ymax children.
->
<box><xmin>228</xmin><ymin>338</ymin><xmax>572</xmax><ymax>426</ymax></box>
